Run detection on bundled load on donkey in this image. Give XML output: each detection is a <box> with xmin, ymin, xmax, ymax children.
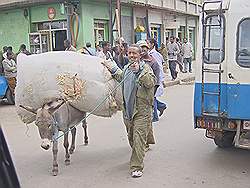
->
<box><xmin>16</xmin><ymin>51</ymin><xmax>123</xmax><ymax>124</ymax></box>
<box><xmin>15</xmin><ymin>52</ymin><xmax>123</xmax><ymax>176</ymax></box>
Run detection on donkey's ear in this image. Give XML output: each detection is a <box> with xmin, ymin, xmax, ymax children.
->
<box><xmin>19</xmin><ymin>105</ymin><xmax>37</xmax><ymax>114</ymax></box>
<box><xmin>44</xmin><ymin>99</ymin><xmax>65</xmax><ymax>114</ymax></box>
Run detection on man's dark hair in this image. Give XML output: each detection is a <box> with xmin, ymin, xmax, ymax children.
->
<box><xmin>7</xmin><ymin>46</ymin><xmax>13</xmax><ymax>52</ymax></box>
<box><xmin>102</xmin><ymin>41</ymin><xmax>109</xmax><ymax>48</ymax></box>
<box><xmin>148</xmin><ymin>38</ymin><xmax>158</xmax><ymax>51</ymax></box>
<box><xmin>86</xmin><ymin>42</ymin><xmax>91</xmax><ymax>48</ymax></box>
<box><xmin>3</xmin><ymin>46</ymin><xmax>8</xmax><ymax>53</ymax></box>
<box><xmin>122</xmin><ymin>42</ymin><xmax>128</xmax><ymax>49</ymax></box>
<box><xmin>20</xmin><ymin>44</ymin><xmax>26</xmax><ymax>50</ymax></box>
<box><xmin>170</xmin><ymin>36</ymin><xmax>175</xmax><ymax>40</ymax></box>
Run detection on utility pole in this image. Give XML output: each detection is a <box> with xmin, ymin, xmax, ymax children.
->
<box><xmin>109</xmin><ymin>0</ymin><xmax>113</xmax><ymax>44</ymax></box>
<box><xmin>116</xmin><ymin>0</ymin><xmax>121</xmax><ymax>38</ymax></box>
<box><xmin>109</xmin><ymin>0</ymin><xmax>122</xmax><ymax>45</ymax></box>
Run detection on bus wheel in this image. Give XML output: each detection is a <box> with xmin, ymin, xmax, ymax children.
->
<box><xmin>214</xmin><ymin>131</ymin><xmax>235</xmax><ymax>148</ymax></box>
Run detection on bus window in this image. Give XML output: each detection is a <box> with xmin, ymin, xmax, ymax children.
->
<box><xmin>236</xmin><ymin>18</ymin><xmax>250</xmax><ymax>68</ymax></box>
<box><xmin>204</xmin><ymin>15</ymin><xmax>225</xmax><ymax>64</ymax></box>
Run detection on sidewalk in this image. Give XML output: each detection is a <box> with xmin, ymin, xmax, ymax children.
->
<box><xmin>163</xmin><ymin>65</ymin><xmax>195</xmax><ymax>88</ymax></box>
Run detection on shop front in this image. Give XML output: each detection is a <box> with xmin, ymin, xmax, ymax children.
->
<box><xmin>29</xmin><ymin>20</ymin><xmax>67</xmax><ymax>54</ymax></box>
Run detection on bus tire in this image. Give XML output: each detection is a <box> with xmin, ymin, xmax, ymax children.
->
<box><xmin>6</xmin><ymin>88</ymin><xmax>15</xmax><ymax>105</ymax></box>
<box><xmin>214</xmin><ymin>131</ymin><xmax>235</xmax><ymax>148</ymax></box>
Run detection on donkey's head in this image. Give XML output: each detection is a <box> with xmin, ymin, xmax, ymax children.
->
<box><xmin>20</xmin><ymin>99</ymin><xmax>65</xmax><ymax>150</ymax></box>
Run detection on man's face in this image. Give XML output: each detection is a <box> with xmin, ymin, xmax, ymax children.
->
<box><xmin>104</xmin><ymin>43</ymin><xmax>111</xmax><ymax>51</ymax></box>
<box><xmin>170</xmin><ymin>37</ymin><xmax>175</xmax><ymax>43</ymax></box>
<box><xmin>141</xmin><ymin>46</ymin><xmax>149</xmax><ymax>57</ymax></box>
<box><xmin>184</xmin><ymin>38</ymin><xmax>187</xmax><ymax>43</ymax></box>
<box><xmin>128</xmin><ymin>47</ymin><xmax>141</xmax><ymax>63</ymax></box>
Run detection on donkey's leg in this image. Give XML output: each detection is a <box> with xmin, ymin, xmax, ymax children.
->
<box><xmin>82</xmin><ymin>118</ymin><xmax>88</xmax><ymax>145</ymax></box>
<box><xmin>52</xmin><ymin>141</ymin><xmax>59</xmax><ymax>176</ymax></box>
<box><xmin>64</xmin><ymin>132</ymin><xmax>70</xmax><ymax>166</ymax></box>
<box><xmin>69</xmin><ymin>127</ymin><xmax>76</xmax><ymax>154</ymax></box>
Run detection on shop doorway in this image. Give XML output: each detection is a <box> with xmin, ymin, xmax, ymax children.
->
<box><xmin>151</xmin><ymin>25</ymin><xmax>161</xmax><ymax>47</ymax></box>
<box><xmin>52</xmin><ymin>30</ymin><xmax>67</xmax><ymax>51</ymax></box>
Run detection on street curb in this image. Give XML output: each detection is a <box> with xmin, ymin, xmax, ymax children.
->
<box><xmin>163</xmin><ymin>76</ymin><xmax>195</xmax><ymax>88</ymax></box>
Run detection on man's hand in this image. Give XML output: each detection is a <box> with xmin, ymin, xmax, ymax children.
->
<box><xmin>129</xmin><ymin>61</ymin><xmax>140</xmax><ymax>73</ymax></box>
<box><xmin>101</xmin><ymin>60</ymin><xmax>113</xmax><ymax>71</ymax></box>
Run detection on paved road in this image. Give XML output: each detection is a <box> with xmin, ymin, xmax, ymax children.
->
<box><xmin>1</xmin><ymin>85</ymin><xmax>250</xmax><ymax>188</ymax></box>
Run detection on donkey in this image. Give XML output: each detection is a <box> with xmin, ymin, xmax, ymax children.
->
<box><xmin>20</xmin><ymin>99</ymin><xmax>88</xmax><ymax>176</ymax></box>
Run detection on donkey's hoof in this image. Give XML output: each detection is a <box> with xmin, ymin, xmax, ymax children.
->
<box><xmin>52</xmin><ymin>170</ymin><xmax>58</xmax><ymax>176</ymax></box>
<box><xmin>84</xmin><ymin>139</ymin><xmax>89</xmax><ymax>146</ymax></box>
<box><xmin>65</xmin><ymin>160</ymin><xmax>70</xmax><ymax>166</ymax></box>
<box><xmin>69</xmin><ymin>148</ymin><xmax>75</xmax><ymax>154</ymax></box>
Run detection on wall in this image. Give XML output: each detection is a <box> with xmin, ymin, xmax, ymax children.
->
<box><xmin>30</xmin><ymin>3</ymin><xmax>66</xmax><ymax>23</ymax></box>
<box><xmin>81</xmin><ymin>0</ymin><xmax>132</xmax><ymax>46</ymax></box>
<box><xmin>0</xmin><ymin>8</ymin><xmax>29</xmax><ymax>52</ymax></box>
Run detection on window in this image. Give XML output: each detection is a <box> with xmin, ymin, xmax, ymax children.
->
<box><xmin>204</xmin><ymin>15</ymin><xmax>225</xmax><ymax>64</ymax></box>
<box><xmin>94</xmin><ymin>20</ymin><xmax>108</xmax><ymax>46</ymax></box>
<box><xmin>236</xmin><ymin>18</ymin><xmax>250</xmax><ymax>68</ymax></box>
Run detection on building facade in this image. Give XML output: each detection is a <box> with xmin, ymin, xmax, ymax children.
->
<box><xmin>0</xmin><ymin>0</ymin><xmax>202</xmax><ymax>56</ymax></box>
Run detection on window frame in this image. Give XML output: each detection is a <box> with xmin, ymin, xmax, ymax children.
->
<box><xmin>204</xmin><ymin>14</ymin><xmax>226</xmax><ymax>64</ymax></box>
<box><xmin>236</xmin><ymin>17</ymin><xmax>250</xmax><ymax>68</ymax></box>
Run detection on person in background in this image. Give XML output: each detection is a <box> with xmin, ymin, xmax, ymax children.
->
<box><xmin>147</xmin><ymin>38</ymin><xmax>167</xmax><ymax>122</ymax></box>
<box><xmin>2</xmin><ymin>51</ymin><xmax>17</xmax><ymax>95</ymax></box>
<box><xmin>176</xmin><ymin>38</ymin><xmax>184</xmax><ymax>73</ymax></box>
<box><xmin>102</xmin><ymin>44</ymin><xmax>156</xmax><ymax>178</ymax></box>
<box><xmin>98</xmin><ymin>41</ymin><xmax>113</xmax><ymax>60</ymax></box>
<box><xmin>3</xmin><ymin>46</ymin><xmax>15</xmax><ymax>61</ymax></box>
<box><xmin>0</xmin><ymin>46</ymin><xmax>7</xmax><ymax>75</ymax></box>
<box><xmin>17</xmin><ymin>44</ymin><xmax>31</xmax><ymax>56</ymax></box>
<box><xmin>182</xmin><ymin>38</ymin><xmax>193</xmax><ymax>73</ymax></box>
<box><xmin>79</xmin><ymin>42</ymin><xmax>96</xmax><ymax>56</ymax></box>
<box><xmin>167</xmin><ymin>36</ymin><xmax>180</xmax><ymax>81</ymax></box>
<box><xmin>85</xmin><ymin>42</ymin><xmax>96</xmax><ymax>56</ymax></box>
<box><xmin>95</xmin><ymin>44</ymin><xmax>102</xmax><ymax>57</ymax></box>
<box><xmin>64</xmin><ymin>39</ymin><xmax>76</xmax><ymax>52</ymax></box>
<box><xmin>114</xmin><ymin>42</ymin><xmax>129</xmax><ymax>69</ymax></box>
<box><xmin>159</xmin><ymin>42</ymin><xmax>168</xmax><ymax>73</ymax></box>
<box><xmin>1</xmin><ymin>46</ymin><xmax>8</xmax><ymax>60</ymax></box>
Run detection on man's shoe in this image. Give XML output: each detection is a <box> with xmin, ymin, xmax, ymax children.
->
<box><xmin>159</xmin><ymin>107</ymin><xmax>167</xmax><ymax>117</ymax></box>
<box><xmin>131</xmin><ymin>170</ymin><xmax>143</xmax><ymax>178</ymax></box>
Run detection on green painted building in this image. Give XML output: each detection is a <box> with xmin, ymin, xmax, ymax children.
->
<box><xmin>0</xmin><ymin>0</ymin><xmax>133</xmax><ymax>53</ymax></box>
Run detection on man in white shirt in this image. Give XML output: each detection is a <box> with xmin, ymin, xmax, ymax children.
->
<box><xmin>182</xmin><ymin>38</ymin><xmax>193</xmax><ymax>73</ymax></box>
<box><xmin>147</xmin><ymin>39</ymin><xmax>167</xmax><ymax>122</ymax></box>
<box><xmin>98</xmin><ymin>41</ymin><xmax>113</xmax><ymax>61</ymax></box>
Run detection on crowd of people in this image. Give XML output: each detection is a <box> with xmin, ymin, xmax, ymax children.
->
<box><xmin>0</xmin><ymin>44</ymin><xmax>31</xmax><ymax>96</ymax></box>
<box><xmin>166</xmin><ymin>36</ymin><xmax>193</xmax><ymax>80</ymax></box>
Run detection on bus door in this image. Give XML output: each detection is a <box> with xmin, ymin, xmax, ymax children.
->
<box><xmin>227</xmin><ymin>18</ymin><xmax>250</xmax><ymax>120</ymax></box>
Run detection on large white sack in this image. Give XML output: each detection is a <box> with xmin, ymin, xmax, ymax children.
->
<box><xmin>15</xmin><ymin>52</ymin><xmax>122</xmax><ymax>124</ymax></box>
